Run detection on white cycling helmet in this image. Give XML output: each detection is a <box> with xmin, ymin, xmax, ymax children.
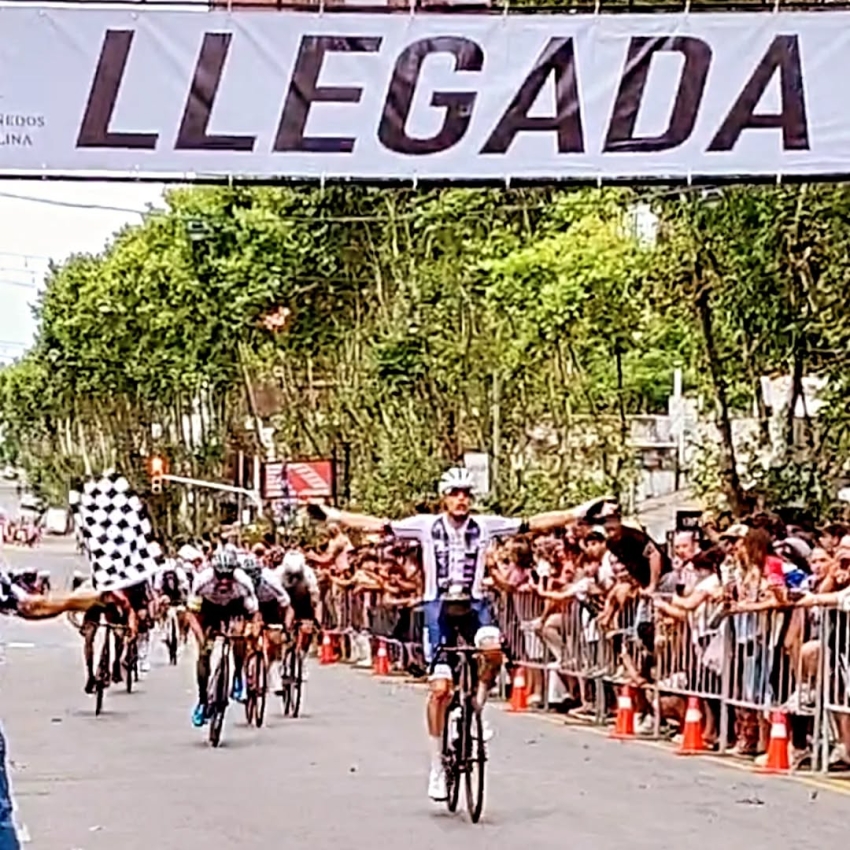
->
<box><xmin>282</xmin><ymin>550</ymin><xmax>306</xmax><ymax>574</ymax></box>
<box><xmin>438</xmin><ymin>466</ymin><xmax>476</xmax><ymax>496</ymax></box>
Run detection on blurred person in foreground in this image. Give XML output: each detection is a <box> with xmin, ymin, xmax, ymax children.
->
<box><xmin>0</xmin><ymin>558</ymin><xmax>102</xmax><ymax>849</ymax></box>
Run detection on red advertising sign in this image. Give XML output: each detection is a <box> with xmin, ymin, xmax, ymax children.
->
<box><xmin>286</xmin><ymin>460</ymin><xmax>334</xmax><ymax>501</ymax></box>
<box><xmin>261</xmin><ymin>461</ymin><xmax>286</xmax><ymax>501</ymax></box>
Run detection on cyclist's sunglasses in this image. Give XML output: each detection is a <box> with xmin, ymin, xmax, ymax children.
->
<box><xmin>445</xmin><ymin>487</ymin><xmax>473</xmax><ymax>498</ymax></box>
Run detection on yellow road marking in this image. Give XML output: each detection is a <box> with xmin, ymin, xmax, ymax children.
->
<box><xmin>354</xmin><ymin>665</ymin><xmax>850</xmax><ymax>796</ymax></box>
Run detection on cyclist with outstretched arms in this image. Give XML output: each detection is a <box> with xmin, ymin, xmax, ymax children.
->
<box><xmin>310</xmin><ymin>467</ymin><xmax>609</xmax><ymax>802</ymax></box>
<box><xmin>187</xmin><ymin>546</ymin><xmax>261</xmax><ymax>728</ymax></box>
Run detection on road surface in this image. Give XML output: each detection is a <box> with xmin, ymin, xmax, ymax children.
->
<box><xmin>0</xmin><ymin>486</ymin><xmax>847</xmax><ymax>849</ymax></box>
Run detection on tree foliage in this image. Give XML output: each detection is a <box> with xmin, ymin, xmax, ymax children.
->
<box><xmin>2</xmin><ymin>183</ymin><xmax>849</xmax><ymax>528</ymax></box>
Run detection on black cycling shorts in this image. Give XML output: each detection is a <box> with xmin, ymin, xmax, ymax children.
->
<box><xmin>287</xmin><ymin>583</ymin><xmax>316</xmax><ymax>623</ymax></box>
<box><xmin>197</xmin><ymin>598</ymin><xmax>248</xmax><ymax>635</ymax></box>
<box><xmin>259</xmin><ymin>599</ymin><xmax>284</xmax><ymax>626</ymax></box>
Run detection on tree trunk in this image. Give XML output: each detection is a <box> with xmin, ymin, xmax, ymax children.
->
<box><xmin>694</xmin><ymin>273</ymin><xmax>745</xmax><ymax>515</ymax></box>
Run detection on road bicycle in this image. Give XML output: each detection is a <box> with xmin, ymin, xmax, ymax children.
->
<box><xmin>244</xmin><ymin>629</ymin><xmax>270</xmax><ymax>729</ymax></box>
<box><xmin>206</xmin><ymin>625</ymin><xmax>238</xmax><ymax>747</ymax></box>
<box><xmin>164</xmin><ymin>604</ymin><xmax>185</xmax><ymax>666</ymax></box>
<box><xmin>124</xmin><ymin>633</ymin><xmax>139</xmax><ymax>694</ymax></box>
<box><xmin>91</xmin><ymin>622</ymin><xmax>129</xmax><ymax>716</ymax></box>
<box><xmin>279</xmin><ymin>623</ymin><xmax>309</xmax><ymax>718</ymax></box>
<box><xmin>435</xmin><ymin>644</ymin><xmax>487</xmax><ymax>823</ymax></box>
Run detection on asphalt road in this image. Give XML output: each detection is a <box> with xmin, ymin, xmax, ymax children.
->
<box><xmin>0</xmin><ymin>485</ymin><xmax>847</xmax><ymax>849</ymax></box>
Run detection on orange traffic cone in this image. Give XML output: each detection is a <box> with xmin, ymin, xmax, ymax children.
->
<box><xmin>757</xmin><ymin>711</ymin><xmax>790</xmax><ymax>774</ymax></box>
<box><xmin>373</xmin><ymin>639</ymin><xmax>390</xmax><ymax>676</ymax></box>
<box><xmin>319</xmin><ymin>633</ymin><xmax>335</xmax><ymax>665</ymax></box>
<box><xmin>509</xmin><ymin>667</ymin><xmax>528</xmax><ymax>712</ymax></box>
<box><xmin>677</xmin><ymin>697</ymin><xmax>706</xmax><ymax>755</ymax></box>
<box><xmin>610</xmin><ymin>686</ymin><xmax>635</xmax><ymax>739</ymax></box>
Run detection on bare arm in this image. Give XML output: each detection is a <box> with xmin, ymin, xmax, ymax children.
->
<box><xmin>527</xmin><ymin>497</ymin><xmax>615</xmax><ymax>533</ymax></box>
<box><xmin>17</xmin><ymin>587</ymin><xmax>103</xmax><ymax>621</ymax></box>
<box><xmin>312</xmin><ymin>505</ymin><xmax>388</xmax><ymax>534</ymax></box>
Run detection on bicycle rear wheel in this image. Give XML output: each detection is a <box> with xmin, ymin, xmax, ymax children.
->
<box><xmin>254</xmin><ymin>652</ymin><xmax>268</xmax><ymax>728</ymax></box>
<box><xmin>94</xmin><ymin>627</ymin><xmax>111</xmax><ymax>717</ymax></box>
<box><xmin>290</xmin><ymin>648</ymin><xmax>304</xmax><ymax>719</ymax></box>
<box><xmin>244</xmin><ymin>651</ymin><xmax>257</xmax><ymax>726</ymax></box>
<box><xmin>167</xmin><ymin>613</ymin><xmax>178</xmax><ymax>665</ymax></box>
<box><xmin>442</xmin><ymin>701</ymin><xmax>461</xmax><ymax>813</ymax></box>
<box><xmin>463</xmin><ymin>699</ymin><xmax>486</xmax><ymax>823</ymax></box>
<box><xmin>208</xmin><ymin>644</ymin><xmax>230</xmax><ymax>748</ymax></box>
<box><xmin>125</xmin><ymin>638</ymin><xmax>137</xmax><ymax>694</ymax></box>
<box><xmin>281</xmin><ymin>645</ymin><xmax>294</xmax><ymax>716</ymax></box>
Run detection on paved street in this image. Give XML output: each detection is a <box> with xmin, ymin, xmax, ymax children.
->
<box><xmin>0</xmin><ymin>490</ymin><xmax>846</xmax><ymax>849</ymax></box>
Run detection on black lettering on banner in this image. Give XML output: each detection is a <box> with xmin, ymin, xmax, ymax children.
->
<box><xmin>378</xmin><ymin>37</ymin><xmax>484</xmax><ymax>156</ymax></box>
<box><xmin>77</xmin><ymin>29</ymin><xmax>158</xmax><ymax>149</ymax></box>
<box><xmin>708</xmin><ymin>35</ymin><xmax>809</xmax><ymax>152</ymax></box>
<box><xmin>274</xmin><ymin>36</ymin><xmax>382</xmax><ymax>154</ymax></box>
<box><xmin>481</xmin><ymin>37</ymin><xmax>583</xmax><ymax>155</ymax></box>
<box><xmin>176</xmin><ymin>33</ymin><xmax>255</xmax><ymax>151</ymax></box>
<box><xmin>604</xmin><ymin>36</ymin><xmax>711</xmax><ymax>153</ymax></box>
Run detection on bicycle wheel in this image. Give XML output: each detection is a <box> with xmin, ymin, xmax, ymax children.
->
<box><xmin>463</xmin><ymin>698</ymin><xmax>486</xmax><ymax>823</ymax></box>
<box><xmin>125</xmin><ymin>638</ymin><xmax>136</xmax><ymax>694</ymax></box>
<box><xmin>94</xmin><ymin>627</ymin><xmax>111</xmax><ymax>717</ymax></box>
<box><xmin>167</xmin><ymin>613</ymin><xmax>178</xmax><ymax>665</ymax></box>
<box><xmin>290</xmin><ymin>648</ymin><xmax>304</xmax><ymax>719</ymax></box>
<box><xmin>254</xmin><ymin>652</ymin><xmax>268</xmax><ymax>728</ymax></box>
<box><xmin>281</xmin><ymin>645</ymin><xmax>294</xmax><ymax>716</ymax></box>
<box><xmin>208</xmin><ymin>644</ymin><xmax>230</xmax><ymax>748</ymax></box>
<box><xmin>442</xmin><ymin>700</ymin><xmax>461</xmax><ymax>813</ymax></box>
<box><xmin>244</xmin><ymin>652</ymin><xmax>257</xmax><ymax>726</ymax></box>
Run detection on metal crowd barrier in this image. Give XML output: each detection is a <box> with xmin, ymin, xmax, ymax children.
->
<box><xmin>318</xmin><ymin>584</ymin><xmax>850</xmax><ymax>774</ymax></box>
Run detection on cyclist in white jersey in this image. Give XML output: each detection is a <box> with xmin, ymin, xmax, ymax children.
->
<box><xmin>187</xmin><ymin>545</ymin><xmax>260</xmax><ymax>728</ymax></box>
<box><xmin>309</xmin><ymin>467</ymin><xmax>608</xmax><ymax>802</ymax></box>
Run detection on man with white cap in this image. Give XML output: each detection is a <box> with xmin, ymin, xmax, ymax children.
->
<box><xmin>308</xmin><ymin>467</ymin><xmax>610</xmax><ymax>803</ymax></box>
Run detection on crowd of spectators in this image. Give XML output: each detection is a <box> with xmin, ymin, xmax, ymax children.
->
<box><xmin>304</xmin><ymin>504</ymin><xmax>850</xmax><ymax>770</ymax></box>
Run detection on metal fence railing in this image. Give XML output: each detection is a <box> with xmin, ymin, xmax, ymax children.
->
<box><xmin>318</xmin><ymin>587</ymin><xmax>850</xmax><ymax>774</ymax></box>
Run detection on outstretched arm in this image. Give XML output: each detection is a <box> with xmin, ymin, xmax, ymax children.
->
<box><xmin>307</xmin><ymin>503</ymin><xmax>388</xmax><ymax>534</ymax></box>
<box><xmin>527</xmin><ymin>497</ymin><xmax>615</xmax><ymax>533</ymax></box>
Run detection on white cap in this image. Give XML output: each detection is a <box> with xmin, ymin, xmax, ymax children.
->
<box><xmin>178</xmin><ymin>544</ymin><xmax>203</xmax><ymax>562</ymax></box>
<box><xmin>282</xmin><ymin>550</ymin><xmax>306</xmax><ymax>573</ymax></box>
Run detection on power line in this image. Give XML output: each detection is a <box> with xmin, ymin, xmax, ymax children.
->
<box><xmin>0</xmin><ymin>189</ymin><xmax>158</xmax><ymax>216</ymax></box>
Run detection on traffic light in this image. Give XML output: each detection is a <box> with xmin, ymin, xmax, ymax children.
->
<box><xmin>150</xmin><ymin>455</ymin><xmax>165</xmax><ymax>494</ymax></box>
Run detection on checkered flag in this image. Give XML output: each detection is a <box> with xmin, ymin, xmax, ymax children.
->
<box><xmin>70</xmin><ymin>471</ymin><xmax>163</xmax><ymax>591</ymax></box>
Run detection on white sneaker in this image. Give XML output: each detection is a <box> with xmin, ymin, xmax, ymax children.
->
<box><xmin>140</xmin><ymin>657</ymin><xmax>151</xmax><ymax>674</ymax></box>
<box><xmin>268</xmin><ymin>663</ymin><xmax>283</xmax><ymax>695</ymax></box>
<box><xmin>635</xmin><ymin>714</ymin><xmax>654</xmax><ymax>735</ymax></box>
<box><xmin>428</xmin><ymin>767</ymin><xmax>447</xmax><ymax>801</ymax></box>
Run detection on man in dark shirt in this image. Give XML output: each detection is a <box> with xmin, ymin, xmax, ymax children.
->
<box><xmin>599</xmin><ymin>503</ymin><xmax>670</xmax><ymax>592</ymax></box>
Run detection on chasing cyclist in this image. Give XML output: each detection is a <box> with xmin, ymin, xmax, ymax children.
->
<box><xmin>240</xmin><ymin>553</ymin><xmax>291</xmax><ymax>695</ymax></box>
<box><xmin>187</xmin><ymin>545</ymin><xmax>261</xmax><ymax>728</ymax></box>
<box><xmin>308</xmin><ymin>466</ymin><xmax>608</xmax><ymax>801</ymax></box>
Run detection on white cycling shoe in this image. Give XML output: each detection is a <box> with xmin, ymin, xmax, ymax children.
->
<box><xmin>428</xmin><ymin>767</ymin><xmax>447</xmax><ymax>801</ymax></box>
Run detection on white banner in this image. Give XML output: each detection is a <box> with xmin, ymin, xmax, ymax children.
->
<box><xmin>0</xmin><ymin>8</ymin><xmax>847</xmax><ymax>180</ymax></box>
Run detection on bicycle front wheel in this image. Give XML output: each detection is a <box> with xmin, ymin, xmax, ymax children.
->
<box><xmin>464</xmin><ymin>699</ymin><xmax>486</xmax><ymax>823</ymax></box>
<box><xmin>208</xmin><ymin>646</ymin><xmax>230</xmax><ymax>748</ymax></box>
<box><xmin>442</xmin><ymin>702</ymin><xmax>461</xmax><ymax>813</ymax></box>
